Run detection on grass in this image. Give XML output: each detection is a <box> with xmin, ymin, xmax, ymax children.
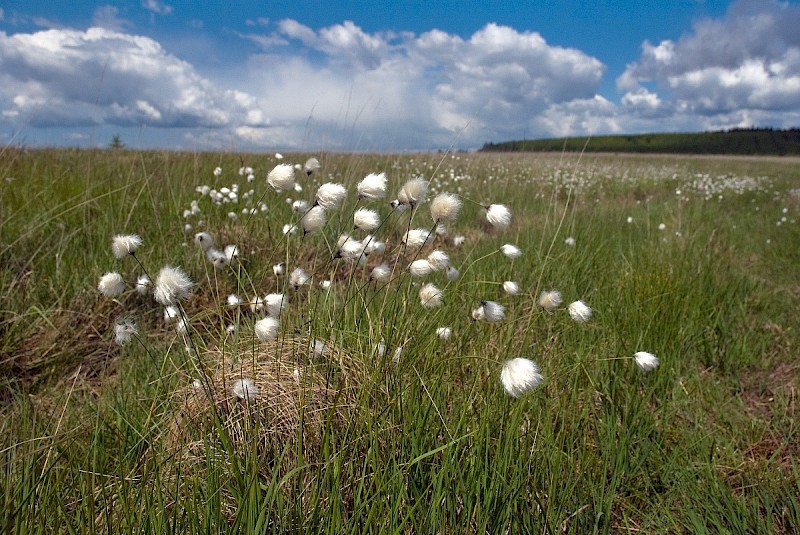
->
<box><xmin>1</xmin><ymin>148</ymin><xmax>799</xmax><ymax>533</ymax></box>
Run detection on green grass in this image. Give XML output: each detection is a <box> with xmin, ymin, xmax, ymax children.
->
<box><xmin>1</xmin><ymin>148</ymin><xmax>799</xmax><ymax>533</ymax></box>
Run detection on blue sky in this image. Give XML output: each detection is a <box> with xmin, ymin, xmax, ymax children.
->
<box><xmin>1</xmin><ymin>0</ymin><xmax>799</xmax><ymax>151</ymax></box>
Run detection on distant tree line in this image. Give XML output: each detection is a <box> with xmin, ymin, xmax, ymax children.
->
<box><xmin>479</xmin><ymin>128</ymin><xmax>800</xmax><ymax>155</ymax></box>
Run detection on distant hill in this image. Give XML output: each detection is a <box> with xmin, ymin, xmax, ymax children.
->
<box><xmin>479</xmin><ymin>128</ymin><xmax>800</xmax><ymax>155</ymax></box>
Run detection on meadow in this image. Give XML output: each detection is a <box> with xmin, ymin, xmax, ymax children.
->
<box><xmin>1</xmin><ymin>147</ymin><xmax>798</xmax><ymax>533</ymax></box>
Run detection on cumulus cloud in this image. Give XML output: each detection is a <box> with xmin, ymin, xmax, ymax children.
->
<box><xmin>0</xmin><ymin>27</ymin><xmax>267</xmax><ymax>130</ymax></box>
<box><xmin>618</xmin><ymin>0</ymin><xmax>800</xmax><ymax>127</ymax></box>
<box><xmin>141</xmin><ymin>0</ymin><xmax>172</xmax><ymax>16</ymax></box>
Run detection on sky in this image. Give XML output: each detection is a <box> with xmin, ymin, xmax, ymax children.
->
<box><xmin>1</xmin><ymin>0</ymin><xmax>799</xmax><ymax>151</ymax></box>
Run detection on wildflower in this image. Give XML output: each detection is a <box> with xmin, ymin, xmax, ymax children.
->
<box><xmin>358</xmin><ymin>172</ymin><xmax>388</xmax><ymax>200</ymax></box>
<box><xmin>255</xmin><ymin>316</ymin><xmax>280</xmax><ymax>341</ymax></box>
<box><xmin>633</xmin><ymin>351</ymin><xmax>659</xmax><ymax>371</ymax></box>
<box><xmin>289</xmin><ymin>268</ymin><xmax>310</xmax><ymax>289</ymax></box>
<box><xmin>154</xmin><ymin>265</ymin><xmax>193</xmax><ymax>305</ymax></box>
<box><xmin>114</xmin><ymin>320</ymin><xmax>137</xmax><ymax>345</ymax></box>
<box><xmin>409</xmin><ymin>259</ymin><xmax>434</xmax><ymax>277</ymax></box>
<box><xmin>503</xmin><ymin>281</ymin><xmax>520</xmax><ymax>295</ymax></box>
<box><xmin>304</xmin><ymin>157</ymin><xmax>320</xmax><ymax>176</ymax></box>
<box><xmin>268</xmin><ymin>163</ymin><xmax>295</xmax><ymax>192</ymax></box>
<box><xmin>500</xmin><ymin>358</ymin><xmax>543</xmax><ymax>398</ymax></box>
<box><xmin>111</xmin><ymin>234</ymin><xmax>142</xmax><ymax>258</ymax></box>
<box><xmin>500</xmin><ymin>244</ymin><xmax>522</xmax><ymax>259</ymax></box>
<box><xmin>564</xmin><ymin>236</ymin><xmax>576</xmax><ymax>247</ymax></box>
<box><xmin>371</xmin><ymin>263</ymin><xmax>391</xmax><ymax>282</ymax></box>
<box><xmin>194</xmin><ymin>232</ymin><xmax>214</xmax><ymax>251</ymax></box>
<box><xmin>419</xmin><ymin>283</ymin><xmax>443</xmax><ymax>308</ymax></box>
<box><xmin>486</xmin><ymin>204</ymin><xmax>512</xmax><ymax>228</ymax></box>
<box><xmin>98</xmin><ymin>272</ymin><xmax>126</xmax><ymax>297</ymax></box>
<box><xmin>265</xmin><ymin>293</ymin><xmax>287</xmax><ymax>316</ymax></box>
<box><xmin>301</xmin><ymin>206</ymin><xmax>327</xmax><ymax>234</ymax></box>
<box><xmin>426</xmin><ymin>250</ymin><xmax>449</xmax><ymax>271</ymax></box>
<box><xmin>292</xmin><ymin>199</ymin><xmax>309</xmax><ymax>213</ymax></box>
<box><xmin>136</xmin><ymin>275</ymin><xmax>151</xmax><ymax>296</ymax></box>
<box><xmin>567</xmin><ymin>300</ymin><xmax>592</xmax><ymax>322</ymax></box>
<box><xmin>473</xmin><ymin>301</ymin><xmax>504</xmax><ymax>322</ymax></box>
<box><xmin>538</xmin><ymin>290</ymin><xmax>562</xmax><ymax>312</ymax></box>
<box><xmin>430</xmin><ymin>193</ymin><xmax>462</xmax><ymax>224</ymax></box>
<box><xmin>446</xmin><ymin>266</ymin><xmax>460</xmax><ymax>281</ymax></box>
<box><xmin>354</xmin><ymin>208</ymin><xmax>381</xmax><ymax>232</ymax></box>
<box><xmin>436</xmin><ymin>327</ymin><xmax>452</xmax><ymax>340</ymax></box>
<box><xmin>315</xmin><ymin>183</ymin><xmax>347</xmax><ymax>210</ymax></box>
<box><xmin>224</xmin><ymin>244</ymin><xmax>240</xmax><ymax>262</ymax></box>
<box><xmin>403</xmin><ymin>228</ymin><xmax>434</xmax><ymax>249</ymax></box>
<box><xmin>232</xmin><ymin>378</ymin><xmax>259</xmax><ymax>400</ymax></box>
<box><xmin>398</xmin><ymin>178</ymin><xmax>428</xmax><ymax>208</ymax></box>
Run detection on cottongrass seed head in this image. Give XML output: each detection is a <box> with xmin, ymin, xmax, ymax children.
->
<box><xmin>370</xmin><ymin>263</ymin><xmax>391</xmax><ymax>282</ymax></box>
<box><xmin>303</xmin><ymin>157</ymin><xmax>320</xmax><ymax>176</ymax></box>
<box><xmin>268</xmin><ymin>163</ymin><xmax>296</xmax><ymax>192</ymax></box>
<box><xmin>436</xmin><ymin>326</ymin><xmax>452</xmax><ymax>340</ymax></box>
<box><xmin>136</xmin><ymin>274</ymin><xmax>151</xmax><ymax>296</ymax></box>
<box><xmin>501</xmin><ymin>358</ymin><xmax>543</xmax><ymax>398</ymax></box>
<box><xmin>98</xmin><ymin>272</ymin><xmax>126</xmax><ymax>297</ymax></box>
<box><xmin>255</xmin><ymin>316</ymin><xmax>280</xmax><ymax>341</ymax></box>
<box><xmin>111</xmin><ymin>234</ymin><xmax>142</xmax><ymax>258</ymax></box>
<box><xmin>500</xmin><ymin>243</ymin><xmax>522</xmax><ymax>259</ymax></box>
<box><xmin>398</xmin><ymin>177</ymin><xmax>428</xmax><ymax>208</ymax></box>
<box><xmin>301</xmin><ymin>206</ymin><xmax>327</xmax><ymax>234</ymax></box>
<box><xmin>154</xmin><ymin>265</ymin><xmax>193</xmax><ymax>305</ymax></box>
<box><xmin>473</xmin><ymin>301</ymin><xmax>505</xmax><ymax>322</ymax></box>
<box><xmin>357</xmin><ymin>172</ymin><xmax>388</xmax><ymax>200</ymax></box>
<box><xmin>114</xmin><ymin>320</ymin><xmax>138</xmax><ymax>345</ymax></box>
<box><xmin>633</xmin><ymin>351</ymin><xmax>660</xmax><ymax>371</ymax></box>
<box><xmin>194</xmin><ymin>232</ymin><xmax>214</xmax><ymax>251</ymax></box>
<box><xmin>486</xmin><ymin>204</ymin><xmax>512</xmax><ymax>229</ymax></box>
<box><xmin>503</xmin><ymin>281</ymin><xmax>520</xmax><ymax>295</ymax></box>
<box><xmin>409</xmin><ymin>259</ymin><xmax>434</xmax><ymax>277</ymax></box>
<box><xmin>419</xmin><ymin>283</ymin><xmax>443</xmax><ymax>308</ymax></box>
<box><xmin>289</xmin><ymin>268</ymin><xmax>310</xmax><ymax>289</ymax></box>
<box><xmin>538</xmin><ymin>290</ymin><xmax>563</xmax><ymax>312</ymax></box>
<box><xmin>426</xmin><ymin>250</ymin><xmax>449</xmax><ymax>271</ymax></box>
<box><xmin>265</xmin><ymin>293</ymin><xmax>287</xmax><ymax>316</ymax></box>
<box><xmin>315</xmin><ymin>183</ymin><xmax>347</xmax><ymax>210</ymax></box>
<box><xmin>568</xmin><ymin>300</ymin><xmax>592</xmax><ymax>322</ymax></box>
<box><xmin>430</xmin><ymin>193</ymin><xmax>462</xmax><ymax>224</ymax></box>
<box><xmin>353</xmin><ymin>208</ymin><xmax>381</xmax><ymax>232</ymax></box>
<box><xmin>403</xmin><ymin>228</ymin><xmax>434</xmax><ymax>249</ymax></box>
<box><xmin>232</xmin><ymin>378</ymin><xmax>259</xmax><ymax>400</ymax></box>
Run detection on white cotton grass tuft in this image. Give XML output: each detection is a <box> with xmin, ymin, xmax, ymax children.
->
<box><xmin>500</xmin><ymin>243</ymin><xmax>522</xmax><ymax>259</ymax></box>
<box><xmin>567</xmin><ymin>300</ymin><xmax>592</xmax><ymax>322</ymax></box>
<box><xmin>136</xmin><ymin>274</ymin><xmax>151</xmax><ymax>296</ymax></box>
<box><xmin>154</xmin><ymin>265</ymin><xmax>193</xmax><ymax>305</ymax></box>
<box><xmin>224</xmin><ymin>245</ymin><xmax>240</xmax><ymax>263</ymax></box>
<box><xmin>430</xmin><ymin>193</ymin><xmax>462</xmax><ymax>224</ymax></box>
<box><xmin>397</xmin><ymin>177</ymin><xmax>428</xmax><ymax>208</ymax></box>
<box><xmin>564</xmin><ymin>236</ymin><xmax>576</xmax><ymax>247</ymax></box>
<box><xmin>503</xmin><ymin>281</ymin><xmax>520</xmax><ymax>295</ymax></box>
<box><xmin>633</xmin><ymin>351</ymin><xmax>660</xmax><ymax>371</ymax></box>
<box><xmin>426</xmin><ymin>250</ymin><xmax>449</xmax><ymax>271</ymax></box>
<box><xmin>353</xmin><ymin>208</ymin><xmax>381</xmax><ymax>232</ymax></box>
<box><xmin>315</xmin><ymin>183</ymin><xmax>347</xmax><ymax>210</ymax></box>
<box><xmin>194</xmin><ymin>232</ymin><xmax>214</xmax><ymax>251</ymax></box>
<box><xmin>419</xmin><ymin>283</ymin><xmax>443</xmax><ymax>308</ymax></box>
<box><xmin>357</xmin><ymin>172</ymin><xmax>388</xmax><ymax>200</ymax></box>
<box><xmin>254</xmin><ymin>316</ymin><xmax>280</xmax><ymax>341</ymax></box>
<box><xmin>163</xmin><ymin>305</ymin><xmax>180</xmax><ymax>323</ymax></box>
<box><xmin>273</xmin><ymin>263</ymin><xmax>284</xmax><ymax>276</ymax></box>
<box><xmin>436</xmin><ymin>326</ymin><xmax>452</xmax><ymax>340</ymax></box>
<box><xmin>486</xmin><ymin>204</ymin><xmax>512</xmax><ymax>228</ymax></box>
<box><xmin>301</xmin><ymin>206</ymin><xmax>327</xmax><ymax>234</ymax></box>
<box><xmin>453</xmin><ymin>235</ymin><xmax>466</xmax><ymax>247</ymax></box>
<box><xmin>292</xmin><ymin>199</ymin><xmax>309</xmax><ymax>213</ymax></box>
<box><xmin>264</xmin><ymin>293</ymin><xmax>287</xmax><ymax>316</ymax></box>
<box><xmin>370</xmin><ymin>263</ymin><xmax>391</xmax><ymax>282</ymax></box>
<box><xmin>114</xmin><ymin>320</ymin><xmax>137</xmax><ymax>345</ymax></box>
<box><xmin>303</xmin><ymin>157</ymin><xmax>320</xmax><ymax>176</ymax></box>
<box><xmin>446</xmin><ymin>266</ymin><xmax>460</xmax><ymax>281</ymax></box>
<box><xmin>289</xmin><ymin>268</ymin><xmax>310</xmax><ymax>289</ymax></box>
<box><xmin>227</xmin><ymin>294</ymin><xmax>242</xmax><ymax>307</ymax></box>
<box><xmin>249</xmin><ymin>296</ymin><xmax>265</xmax><ymax>313</ymax></box>
<box><xmin>473</xmin><ymin>301</ymin><xmax>505</xmax><ymax>322</ymax></box>
<box><xmin>268</xmin><ymin>163</ymin><xmax>296</xmax><ymax>192</ymax></box>
<box><xmin>98</xmin><ymin>272</ymin><xmax>126</xmax><ymax>297</ymax></box>
<box><xmin>500</xmin><ymin>358</ymin><xmax>543</xmax><ymax>398</ymax></box>
<box><xmin>232</xmin><ymin>378</ymin><xmax>259</xmax><ymax>400</ymax></box>
<box><xmin>207</xmin><ymin>249</ymin><xmax>228</xmax><ymax>269</ymax></box>
<box><xmin>538</xmin><ymin>290</ymin><xmax>563</xmax><ymax>312</ymax></box>
<box><xmin>111</xmin><ymin>234</ymin><xmax>142</xmax><ymax>258</ymax></box>
<box><xmin>403</xmin><ymin>228</ymin><xmax>434</xmax><ymax>249</ymax></box>
<box><xmin>409</xmin><ymin>259</ymin><xmax>434</xmax><ymax>277</ymax></box>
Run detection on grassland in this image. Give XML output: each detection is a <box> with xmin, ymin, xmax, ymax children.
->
<box><xmin>481</xmin><ymin>128</ymin><xmax>800</xmax><ymax>155</ymax></box>
<box><xmin>1</xmin><ymin>148</ymin><xmax>799</xmax><ymax>533</ymax></box>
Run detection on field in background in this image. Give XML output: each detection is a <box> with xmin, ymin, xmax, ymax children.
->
<box><xmin>1</xmin><ymin>148</ymin><xmax>799</xmax><ymax>533</ymax></box>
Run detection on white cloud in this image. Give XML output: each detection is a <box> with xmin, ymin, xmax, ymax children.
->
<box><xmin>92</xmin><ymin>6</ymin><xmax>130</xmax><ymax>32</ymax></box>
<box><xmin>0</xmin><ymin>27</ymin><xmax>266</xmax><ymax>131</ymax></box>
<box><xmin>618</xmin><ymin>0</ymin><xmax>800</xmax><ymax>126</ymax></box>
<box><xmin>141</xmin><ymin>0</ymin><xmax>172</xmax><ymax>16</ymax></box>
